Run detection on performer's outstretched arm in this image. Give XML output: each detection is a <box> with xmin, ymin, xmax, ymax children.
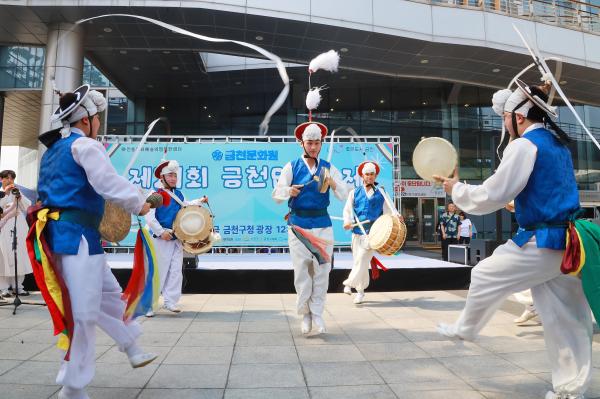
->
<box><xmin>272</xmin><ymin>162</ymin><xmax>293</xmax><ymax>203</ymax></box>
<box><xmin>329</xmin><ymin>165</ymin><xmax>350</xmax><ymax>201</ymax></box>
<box><xmin>451</xmin><ymin>138</ymin><xmax>537</xmax><ymax>215</ymax></box>
<box><xmin>72</xmin><ymin>138</ymin><xmax>146</xmax><ymax>215</ymax></box>
<box><xmin>342</xmin><ymin>189</ymin><xmax>355</xmax><ymax>226</ymax></box>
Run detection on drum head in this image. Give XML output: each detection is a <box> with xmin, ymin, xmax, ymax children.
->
<box><xmin>412</xmin><ymin>137</ymin><xmax>457</xmax><ymax>182</ymax></box>
<box><xmin>99</xmin><ymin>201</ymin><xmax>131</xmax><ymax>243</ymax></box>
<box><xmin>173</xmin><ymin>206</ymin><xmax>213</xmax><ymax>242</ymax></box>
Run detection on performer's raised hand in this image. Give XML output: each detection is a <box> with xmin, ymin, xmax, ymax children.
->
<box><xmin>160</xmin><ymin>231</ymin><xmax>173</xmax><ymax>240</ymax></box>
<box><xmin>343</xmin><ymin>223</ymin><xmax>352</xmax><ymax>230</ymax></box>
<box><xmin>289</xmin><ymin>185</ymin><xmax>302</xmax><ymax>197</ymax></box>
<box><xmin>200</xmin><ymin>196</ymin><xmax>209</xmax><ymax>203</ymax></box>
<box><xmin>433</xmin><ymin>168</ymin><xmax>459</xmax><ymax>196</ymax></box>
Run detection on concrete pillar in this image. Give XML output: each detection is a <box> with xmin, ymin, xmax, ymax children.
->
<box><xmin>38</xmin><ymin>22</ymin><xmax>84</xmax><ymax>136</ymax></box>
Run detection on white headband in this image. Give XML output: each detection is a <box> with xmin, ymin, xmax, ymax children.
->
<box><xmin>362</xmin><ymin>162</ymin><xmax>376</xmax><ymax>174</ymax></box>
<box><xmin>161</xmin><ymin>160</ymin><xmax>180</xmax><ymax>176</ymax></box>
<box><xmin>491</xmin><ymin>88</ymin><xmax>533</xmax><ymax>117</ymax></box>
<box><xmin>302</xmin><ymin>123</ymin><xmax>322</xmax><ymax>141</ymax></box>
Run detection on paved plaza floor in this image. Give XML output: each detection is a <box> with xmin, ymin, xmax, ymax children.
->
<box><xmin>0</xmin><ymin>291</ymin><xmax>599</xmax><ymax>399</ymax></box>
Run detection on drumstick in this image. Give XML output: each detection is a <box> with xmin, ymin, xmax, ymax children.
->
<box><xmin>330</xmin><ymin>216</ymin><xmax>370</xmax><ymax>228</ymax></box>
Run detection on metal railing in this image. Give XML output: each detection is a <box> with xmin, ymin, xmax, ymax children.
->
<box><xmin>429</xmin><ymin>0</ymin><xmax>600</xmax><ymax>34</ymax></box>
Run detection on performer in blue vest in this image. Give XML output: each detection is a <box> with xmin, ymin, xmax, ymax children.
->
<box><xmin>272</xmin><ymin>121</ymin><xmax>349</xmax><ymax>334</ymax></box>
<box><xmin>435</xmin><ymin>81</ymin><xmax>593</xmax><ymax>399</ymax></box>
<box><xmin>342</xmin><ymin>161</ymin><xmax>392</xmax><ymax>304</ymax></box>
<box><xmin>145</xmin><ymin>159</ymin><xmax>207</xmax><ymax>316</ymax></box>
<box><xmin>34</xmin><ymin>84</ymin><xmax>157</xmax><ymax>399</ymax></box>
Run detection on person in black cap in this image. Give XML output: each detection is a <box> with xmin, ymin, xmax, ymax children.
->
<box><xmin>31</xmin><ymin>84</ymin><xmax>158</xmax><ymax>399</ymax></box>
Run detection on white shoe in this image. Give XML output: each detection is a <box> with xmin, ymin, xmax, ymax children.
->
<box><xmin>164</xmin><ymin>304</ymin><xmax>181</xmax><ymax>313</ymax></box>
<box><xmin>353</xmin><ymin>292</ymin><xmax>365</xmax><ymax>304</ymax></box>
<box><xmin>312</xmin><ymin>314</ymin><xmax>326</xmax><ymax>334</ymax></box>
<box><xmin>58</xmin><ymin>387</ymin><xmax>90</xmax><ymax>399</ymax></box>
<box><xmin>145</xmin><ymin>309</ymin><xmax>155</xmax><ymax>318</ymax></box>
<box><xmin>343</xmin><ymin>286</ymin><xmax>352</xmax><ymax>295</ymax></box>
<box><xmin>301</xmin><ymin>314</ymin><xmax>312</xmax><ymax>334</ymax></box>
<box><xmin>437</xmin><ymin>323</ymin><xmax>461</xmax><ymax>339</ymax></box>
<box><xmin>129</xmin><ymin>352</ymin><xmax>158</xmax><ymax>368</ymax></box>
<box><xmin>514</xmin><ymin>309</ymin><xmax>538</xmax><ymax>325</ymax></box>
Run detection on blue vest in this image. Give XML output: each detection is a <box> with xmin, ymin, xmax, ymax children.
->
<box><xmin>153</xmin><ymin>189</ymin><xmax>184</xmax><ymax>236</ymax></box>
<box><xmin>513</xmin><ymin>128</ymin><xmax>580</xmax><ymax>249</ymax></box>
<box><xmin>352</xmin><ymin>185</ymin><xmax>384</xmax><ymax>235</ymax></box>
<box><xmin>288</xmin><ymin>158</ymin><xmax>332</xmax><ymax>229</ymax></box>
<box><xmin>37</xmin><ymin>131</ymin><xmax>105</xmax><ymax>255</ymax></box>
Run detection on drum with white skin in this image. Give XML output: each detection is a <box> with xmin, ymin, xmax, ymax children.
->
<box><xmin>412</xmin><ymin>137</ymin><xmax>458</xmax><ymax>182</ymax></box>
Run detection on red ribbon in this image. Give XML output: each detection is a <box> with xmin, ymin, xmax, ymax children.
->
<box><xmin>370</xmin><ymin>256</ymin><xmax>389</xmax><ymax>280</ymax></box>
<box><xmin>560</xmin><ymin>222</ymin><xmax>582</xmax><ymax>274</ymax></box>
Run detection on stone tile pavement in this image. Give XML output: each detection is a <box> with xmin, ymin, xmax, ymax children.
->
<box><xmin>0</xmin><ymin>291</ymin><xmax>599</xmax><ymax>399</ymax></box>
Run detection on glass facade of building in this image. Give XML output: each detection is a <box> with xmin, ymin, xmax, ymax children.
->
<box><xmin>1</xmin><ymin>48</ymin><xmax>599</xmax><ymax>243</ymax></box>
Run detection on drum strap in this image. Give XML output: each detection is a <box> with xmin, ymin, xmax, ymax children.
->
<box><xmin>163</xmin><ymin>189</ymin><xmax>186</xmax><ymax>207</ymax></box>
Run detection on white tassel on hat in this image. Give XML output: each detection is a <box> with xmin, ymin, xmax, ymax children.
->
<box><xmin>306</xmin><ymin>87</ymin><xmax>322</xmax><ymax>111</ymax></box>
<box><xmin>309</xmin><ymin>50</ymin><xmax>340</xmax><ymax>74</ymax></box>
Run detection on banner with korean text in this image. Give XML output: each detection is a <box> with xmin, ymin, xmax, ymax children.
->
<box><xmin>105</xmin><ymin>141</ymin><xmax>395</xmax><ymax>247</ymax></box>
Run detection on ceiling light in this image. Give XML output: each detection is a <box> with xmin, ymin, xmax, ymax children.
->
<box><xmin>420</xmin><ymin>59</ymin><xmax>429</xmax><ymax>64</ymax></box>
<box><xmin>464</xmin><ymin>103</ymin><xmax>470</xmax><ymax>107</ymax></box>
<box><xmin>235</xmin><ymin>81</ymin><xmax>242</xmax><ymax>85</ymax></box>
<box><xmin>132</xmin><ymin>66</ymin><xmax>140</xmax><ymax>71</ymax></box>
<box><xmin>163</xmin><ymin>50</ymin><xmax>171</xmax><ymax>54</ymax></box>
<box><xmin>246</xmin><ymin>106</ymin><xmax>250</xmax><ymax>110</ymax></box>
<box><xmin>410</xmin><ymin>111</ymin><xmax>416</xmax><ymax>114</ymax></box>
<box><xmin>335</xmin><ymin>98</ymin><xmax>340</xmax><ymax>102</ymax></box>
<box><xmin>560</xmin><ymin>80</ymin><xmax>567</xmax><ymax>85</ymax></box>
<box><xmin>492</xmin><ymin>68</ymin><xmax>501</xmax><ymax>73</ymax></box>
<box><xmin>340</xmin><ymin>47</ymin><xmax>349</xmax><ymax>53</ymax></box>
<box><xmin>160</xmin><ymin>105</ymin><xmax>166</xmax><ymax>110</ymax></box>
<box><xmin>103</xmin><ymin>27</ymin><xmax>112</xmax><ymax>33</ymax></box>
<box><xmin>208</xmin><ymin>114</ymin><xmax>212</xmax><ymax>118</ymax></box>
<box><xmin>330</xmin><ymin>108</ymin><xmax>334</xmax><ymax>112</ymax></box>
<box><xmin>422</xmin><ymin>101</ymin><xmax>428</xmax><ymax>105</ymax></box>
<box><xmin>147</xmin><ymin>84</ymin><xmax>154</xmax><ymax>88</ymax></box>
<box><xmin>119</xmin><ymin>50</ymin><xmax>127</xmax><ymax>55</ymax></box>
<box><xmin>171</xmin><ymin>66</ymin><xmax>179</xmax><ymax>70</ymax></box>
<box><xmin>182</xmin><ymin>84</ymin><xmax>189</xmax><ymax>88</ymax></box>
<box><xmin>203</xmin><ymin>106</ymin><xmax>207</xmax><ymax>110</ymax></box>
<box><xmin>379</xmin><ymin>99</ymin><xmax>385</xmax><ymax>104</ymax></box>
<box><xmin>371</xmin><ymin>109</ymin><xmax>375</xmax><ymax>113</ymax></box>
<box><xmin>255</xmin><ymin>35</ymin><xmax>264</xmax><ymax>41</ymax></box>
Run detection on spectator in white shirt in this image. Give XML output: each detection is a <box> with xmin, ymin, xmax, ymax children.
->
<box><xmin>458</xmin><ymin>211</ymin><xmax>472</xmax><ymax>244</ymax></box>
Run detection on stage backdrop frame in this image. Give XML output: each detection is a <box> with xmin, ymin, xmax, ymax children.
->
<box><xmin>99</xmin><ymin>135</ymin><xmax>401</xmax><ymax>253</ymax></box>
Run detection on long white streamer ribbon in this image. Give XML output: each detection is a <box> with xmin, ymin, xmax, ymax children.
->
<box><xmin>513</xmin><ymin>24</ymin><xmax>600</xmax><ymax>152</ymax></box>
<box><xmin>76</xmin><ymin>14</ymin><xmax>289</xmax><ymax>135</ymax></box>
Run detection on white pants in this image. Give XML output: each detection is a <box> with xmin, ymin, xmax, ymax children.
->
<box><xmin>288</xmin><ymin>227</ymin><xmax>333</xmax><ymax>316</ymax></box>
<box><xmin>56</xmin><ymin>237</ymin><xmax>141</xmax><ymax>392</ymax></box>
<box><xmin>343</xmin><ymin>234</ymin><xmax>373</xmax><ymax>292</ymax></box>
<box><xmin>151</xmin><ymin>237</ymin><xmax>183</xmax><ymax>307</ymax></box>
<box><xmin>0</xmin><ymin>275</ymin><xmax>25</xmax><ymax>291</ymax></box>
<box><xmin>450</xmin><ymin>238</ymin><xmax>592</xmax><ymax>396</ymax></box>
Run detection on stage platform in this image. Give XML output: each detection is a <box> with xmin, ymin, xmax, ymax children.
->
<box><xmin>106</xmin><ymin>252</ymin><xmax>465</xmax><ymax>271</ymax></box>
<box><xmin>106</xmin><ymin>252</ymin><xmax>473</xmax><ymax>294</ymax></box>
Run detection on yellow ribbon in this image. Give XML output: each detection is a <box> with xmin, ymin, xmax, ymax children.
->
<box><xmin>34</xmin><ymin>209</ymin><xmax>70</xmax><ymax>350</ymax></box>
